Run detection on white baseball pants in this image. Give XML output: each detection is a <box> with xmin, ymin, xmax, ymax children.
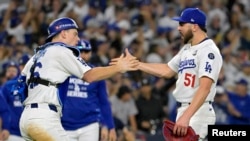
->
<box><xmin>19</xmin><ymin>104</ymin><xmax>69</xmax><ymax>141</ymax></box>
<box><xmin>176</xmin><ymin>102</ymin><xmax>215</xmax><ymax>141</ymax></box>
<box><xmin>65</xmin><ymin>122</ymin><xmax>100</xmax><ymax>141</ymax></box>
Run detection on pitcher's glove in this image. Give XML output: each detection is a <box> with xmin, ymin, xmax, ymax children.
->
<box><xmin>162</xmin><ymin>120</ymin><xmax>199</xmax><ymax>141</ymax></box>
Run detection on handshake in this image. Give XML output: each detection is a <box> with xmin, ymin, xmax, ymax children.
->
<box><xmin>109</xmin><ymin>48</ymin><xmax>140</xmax><ymax>73</ymax></box>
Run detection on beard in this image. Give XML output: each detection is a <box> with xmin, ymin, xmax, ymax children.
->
<box><xmin>183</xmin><ymin>29</ymin><xmax>193</xmax><ymax>44</ymax></box>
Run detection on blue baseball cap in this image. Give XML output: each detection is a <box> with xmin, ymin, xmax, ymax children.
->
<box><xmin>2</xmin><ymin>61</ymin><xmax>19</xmax><ymax>71</ymax></box>
<box><xmin>19</xmin><ymin>54</ymin><xmax>31</xmax><ymax>65</ymax></box>
<box><xmin>89</xmin><ymin>0</ymin><xmax>100</xmax><ymax>9</ymax></box>
<box><xmin>77</xmin><ymin>39</ymin><xmax>92</xmax><ymax>52</ymax></box>
<box><xmin>172</xmin><ymin>8</ymin><xmax>206</xmax><ymax>27</ymax></box>
<box><xmin>46</xmin><ymin>17</ymin><xmax>78</xmax><ymax>43</ymax></box>
<box><xmin>137</xmin><ymin>0</ymin><xmax>151</xmax><ymax>7</ymax></box>
<box><xmin>235</xmin><ymin>78</ymin><xmax>248</xmax><ymax>86</ymax></box>
<box><xmin>157</xmin><ymin>26</ymin><xmax>172</xmax><ymax>34</ymax></box>
<box><xmin>107</xmin><ymin>24</ymin><xmax>120</xmax><ymax>32</ymax></box>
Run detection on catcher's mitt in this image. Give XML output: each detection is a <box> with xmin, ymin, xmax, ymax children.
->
<box><xmin>162</xmin><ymin>120</ymin><xmax>199</xmax><ymax>141</ymax></box>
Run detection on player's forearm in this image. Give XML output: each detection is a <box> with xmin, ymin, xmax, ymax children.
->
<box><xmin>183</xmin><ymin>84</ymin><xmax>211</xmax><ymax>119</ymax></box>
<box><xmin>138</xmin><ymin>62</ymin><xmax>174</xmax><ymax>78</ymax></box>
<box><xmin>0</xmin><ymin>129</ymin><xmax>10</xmax><ymax>140</ymax></box>
<box><xmin>129</xmin><ymin>116</ymin><xmax>138</xmax><ymax>133</ymax></box>
<box><xmin>83</xmin><ymin>65</ymin><xmax>121</xmax><ymax>83</ymax></box>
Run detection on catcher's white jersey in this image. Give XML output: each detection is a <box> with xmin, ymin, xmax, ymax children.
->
<box><xmin>21</xmin><ymin>44</ymin><xmax>91</xmax><ymax>107</ymax></box>
<box><xmin>168</xmin><ymin>39</ymin><xmax>223</xmax><ymax>103</ymax></box>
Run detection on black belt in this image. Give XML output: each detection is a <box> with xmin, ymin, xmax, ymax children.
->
<box><xmin>30</xmin><ymin>103</ymin><xmax>58</xmax><ymax>113</ymax></box>
<box><xmin>28</xmin><ymin>78</ymin><xmax>59</xmax><ymax>88</ymax></box>
<box><xmin>176</xmin><ymin>101</ymin><xmax>212</xmax><ymax>108</ymax></box>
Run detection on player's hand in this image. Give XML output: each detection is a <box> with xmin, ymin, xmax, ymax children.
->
<box><xmin>0</xmin><ymin>129</ymin><xmax>10</xmax><ymax>141</ymax></box>
<box><xmin>100</xmin><ymin>126</ymin><xmax>108</xmax><ymax>141</ymax></box>
<box><xmin>110</xmin><ymin>48</ymin><xmax>139</xmax><ymax>73</ymax></box>
<box><xmin>173</xmin><ymin>115</ymin><xmax>189</xmax><ymax>136</ymax></box>
<box><xmin>227</xmin><ymin>102</ymin><xmax>241</xmax><ymax>117</ymax></box>
<box><xmin>108</xmin><ymin>128</ymin><xmax>117</xmax><ymax>141</ymax></box>
<box><xmin>122</xmin><ymin>127</ymin><xmax>135</xmax><ymax>141</ymax></box>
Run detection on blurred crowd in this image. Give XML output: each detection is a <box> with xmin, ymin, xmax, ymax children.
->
<box><xmin>0</xmin><ymin>0</ymin><xmax>250</xmax><ymax>141</ymax></box>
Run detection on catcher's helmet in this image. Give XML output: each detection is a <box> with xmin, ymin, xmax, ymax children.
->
<box><xmin>46</xmin><ymin>17</ymin><xmax>78</xmax><ymax>43</ymax></box>
<box><xmin>77</xmin><ymin>39</ymin><xmax>92</xmax><ymax>52</ymax></box>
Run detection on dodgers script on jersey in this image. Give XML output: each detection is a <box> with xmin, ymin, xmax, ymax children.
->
<box><xmin>168</xmin><ymin>39</ymin><xmax>223</xmax><ymax>102</ymax></box>
<box><xmin>21</xmin><ymin>44</ymin><xmax>91</xmax><ymax>109</ymax></box>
